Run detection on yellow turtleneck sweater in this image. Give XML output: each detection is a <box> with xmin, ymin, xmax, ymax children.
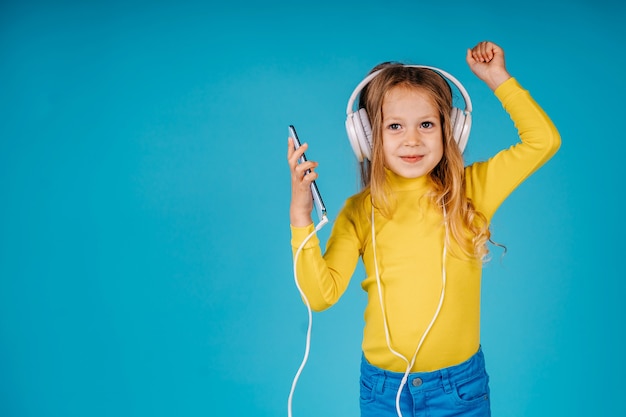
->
<box><xmin>290</xmin><ymin>77</ymin><xmax>560</xmax><ymax>372</ymax></box>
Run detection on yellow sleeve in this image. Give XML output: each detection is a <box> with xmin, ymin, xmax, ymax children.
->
<box><xmin>290</xmin><ymin>197</ymin><xmax>363</xmax><ymax>311</ymax></box>
<box><xmin>466</xmin><ymin>77</ymin><xmax>561</xmax><ymax>218</ymax></box>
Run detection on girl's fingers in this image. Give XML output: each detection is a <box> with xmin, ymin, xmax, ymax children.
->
<box><xmin>287</xmin><ymin>137</ymin><xmax>300</xmax><ymax>161</ymax></box>
<box><xmin>286</xmin><ymin>137</ymin><xmax>309</xmax><ymax>168</ymax></box>
<box><xmin>287</xmin><ymin>137</ymin><xmax>319</xmax><ymax>184</ymax></box>
<box><xmin>287</xmin><ymin>137</ymin><xmax>294</xmax><ymax>159</ymax></box>
<box><xmin>470</xmin><ymin>41</ymin><xmax>492</xmax><ymax>62</ymax></box>
<box><xmin>300</xmin><ymin>171</ymin><xmax>318</xmax><ymax>187</ymax></box>
<box><xmin>293</xmin><ymin>162</ymin><xmax>318</xmax><ymax>183</ymax></box>
<box><xmin>287</xmin><ymin>136</ymin><xmax>317</xmax><ymax>224</ymax></box>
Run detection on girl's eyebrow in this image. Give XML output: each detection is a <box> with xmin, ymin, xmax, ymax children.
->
<box><xmin>383</xmin><ymin>113</ymin><xmax>439</xmax><ymax>120</ymax></box>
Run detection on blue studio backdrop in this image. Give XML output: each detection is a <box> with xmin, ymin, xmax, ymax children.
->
<box><xmin>1</xmin><ymin>1</ymin><xmax>625</xmax><ymax>416</ymax></box>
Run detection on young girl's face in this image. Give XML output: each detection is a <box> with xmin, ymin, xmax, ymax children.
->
<box><xmin>381</xmin><ymin>85</ymin><xmax>444</xmax><ymax>179</ymax></box>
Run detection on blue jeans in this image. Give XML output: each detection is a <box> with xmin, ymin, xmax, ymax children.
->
<box><xmin>360</xmin><ymin>348</ymin><xmax>491</xmax><ymax>417</ymax></box>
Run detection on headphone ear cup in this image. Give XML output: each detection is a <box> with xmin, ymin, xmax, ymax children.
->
<box><xmin>450</xmin><ymin>106</ymin><xmax>471</xmax><ymax>153</ymax></box>
<box><xmin>457</xmin><ymin>112</ymin><xmax>471</xmax><ymax>153</ymax></box>
<box><xmin>356</xmin><ymin>108</ymin><xmax>373</xmax><ymax>161</ymax></box>
<box><xmin>345</xmin><ymin>108</ymin><xmax>373</xmax><ymax>162</ymax></box>
<box><xmin>450</xmin><ymin>107</ymin><xmax>463</xmax><ymax>144</ymax></box>
<box><xmin>345</xmin><ymin>112</ymin><xmax>365</xmax><ymax>162</ymax></box>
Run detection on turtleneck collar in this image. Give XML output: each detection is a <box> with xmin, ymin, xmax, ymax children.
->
<box><xmin>385</xmin><ymin>168</ymin><xmax>431</xmax><ymax>192</ymax></box>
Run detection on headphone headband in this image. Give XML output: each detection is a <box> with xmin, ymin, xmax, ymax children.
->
<box><xmin>345</xmin><ymin>64</ymin><xmax>473</xmax><ymax>161</ymax></box>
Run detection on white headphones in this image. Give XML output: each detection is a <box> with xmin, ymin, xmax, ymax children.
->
<box><xmin>345</xmin><ymin>65</ymin><xmax>473</xmax><ymax>162</ymax></box>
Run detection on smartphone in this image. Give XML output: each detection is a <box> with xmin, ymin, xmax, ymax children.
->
<box><xmin>289</xmin><ymin>125</ymin><xmax>327</xmax><ymax>223</ymax></box>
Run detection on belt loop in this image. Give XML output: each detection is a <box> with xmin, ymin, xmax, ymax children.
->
<box><xmin>376</xmin><ymin>372</ymin><xmax>386</xmax><ymax>394</ymax></box>
<box><xmin>440</xmin><ymin>368</ymin><xmax>452</xmax><ymax>393</ymax></box>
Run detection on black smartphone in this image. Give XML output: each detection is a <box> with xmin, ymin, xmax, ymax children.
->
<box><xmin>289</xmin><ymin>125</ymin><xmax>327</xmax><ymax>223</ymax></box>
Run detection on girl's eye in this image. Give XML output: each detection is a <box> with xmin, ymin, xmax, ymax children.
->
<box><xmin>421</xmin><ymin>121</ymin><xmax>434</xmax><ymax>128</ymax></box>
<box><xmin>388</xmin><ymin>123</ymin><xmax>401</xmax><ymax>130</ymax></box>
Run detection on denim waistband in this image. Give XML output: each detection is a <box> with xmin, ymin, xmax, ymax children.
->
<box><xmin>360</xmin><ymin>347</ymin><xmax>486</xmax><ymax>392</ymax></box>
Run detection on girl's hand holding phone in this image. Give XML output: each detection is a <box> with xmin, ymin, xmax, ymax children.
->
<box><xmin>287</xmin><ymin>125</ymin><xmax>326</xmax><ymax>227</ymax></box>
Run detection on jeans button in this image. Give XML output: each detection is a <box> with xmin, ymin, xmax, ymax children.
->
<box><xmin>412</xmin><ymin>377</ymin><xmax>423</xmax><ymax>387</ymax></box>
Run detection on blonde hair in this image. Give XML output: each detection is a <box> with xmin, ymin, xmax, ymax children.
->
<box><xmin>358</xmin><ymin>63</ymin><xmax>491</xmax><ymax>260</ymax></box>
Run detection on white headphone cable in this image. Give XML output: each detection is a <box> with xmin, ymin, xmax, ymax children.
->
<box><xmin>288</xmin><ymin>215</ymin><xmax>329</xmax><ymax>417</ymax></box>
<box><xmin>371</xmin><ymin>207</ymin><xmax>448</xmax><ymax>417</ymax></box>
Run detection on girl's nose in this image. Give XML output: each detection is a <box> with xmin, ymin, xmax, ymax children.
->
<box><xmin>405</xmin><ymin>128</ymin><xmax>422</xmax><ymax>145</ymax></box>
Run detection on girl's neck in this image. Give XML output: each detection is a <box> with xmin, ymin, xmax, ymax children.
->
<box><xmin>385</xmin><ymin>169</ymin><xmax>431</xmax><ymax>192</ymax></box>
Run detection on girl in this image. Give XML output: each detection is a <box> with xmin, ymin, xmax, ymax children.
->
<box><xmin>287</xmin><ymin>41</ymin><xmax>560</xmax><ymax>417</ymax></box>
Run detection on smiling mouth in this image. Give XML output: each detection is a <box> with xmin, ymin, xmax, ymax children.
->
<box><xmin>400</xmin><ymin>155</ymin><xmax>423</xmax><ymax>163</ymax></box>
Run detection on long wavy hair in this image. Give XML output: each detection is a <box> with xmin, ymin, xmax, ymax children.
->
<box><xmin>358</xmin><ymin>63</ymin><xmax>491</xmax><ymax>260</ymax></box>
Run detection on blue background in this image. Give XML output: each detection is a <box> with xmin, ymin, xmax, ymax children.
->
<box><xmin>1</xmin><ymin>1</ymin><xmax>624</xmax><ymax>416</ymax></box>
